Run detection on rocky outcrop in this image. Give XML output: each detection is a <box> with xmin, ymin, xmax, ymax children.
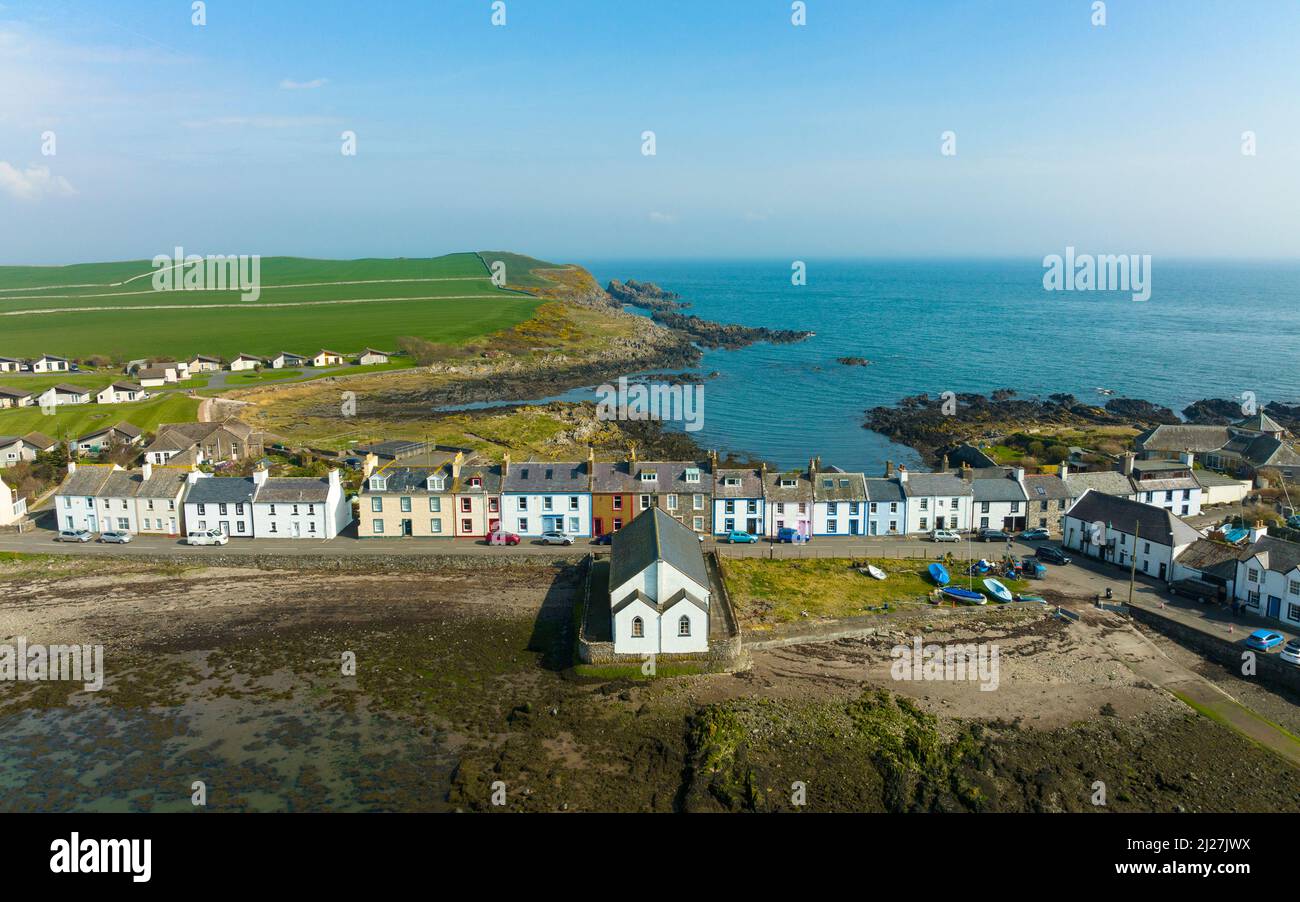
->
<box><xmin>605</xmin><ymin>280</ymin><xmax>688</xmax><ymax>312</ymax></box>
<box><xmin>836</xmin><ymin>357</ymin><xmax>871</xmax><ymax>367</ymax></box>
<box><xmin>650</xmin><ymin>312</ymin><xmax>813</xmax><ymax>350</ymax></box>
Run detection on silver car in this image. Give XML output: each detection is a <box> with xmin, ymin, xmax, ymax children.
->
<box><xmin>55</xmin><ymin>529</ymin><xmax>93</xmax><ymax>543</ymax></box>
<box><xmin>99</xmin><ymin>531</ymin><xmax>133</xmax><ymax>544</ymax></box>
<box><xmin>539</xmin><ymin>531</ymin><xmax>574</xmax><ymax>546</ymax></box>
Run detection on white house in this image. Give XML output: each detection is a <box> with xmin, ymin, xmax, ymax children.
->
<box><xmin>95</xmin><ymin>381</ymin><xmax>145</xmax><ymax>404</ymax></box>
<box><xmin>136</xmin><ymin>367</ymin><xmax>172</xmax><ymax>388</ymax></box>
<box><xmin>812</xmin><ymin>467</ymin><xmax>868</xmax><ymax>536</ymax></box>
<box><xmin>609</xmin><ymin>507</ymin><xmax>711</xmax><ymax>656</ymax></box>
<box><xmin>37</xmin><ymin>384</ymin><xmax>91</xmax><ymax>407</ymax></box>
<box><xmin>53</xmin><ymin>461</ymin><xmax>187</xmax><ymax>535</ymax></box>
<box><xmin>249</xmin><ymin>468</ymin><xmax>351</xmax><ymax>539</ymax></box>
<box><xmin>0</xmin><ymin>357</ymin><xmax>22</xmax><ymax>373</ymax></box>
<box><xmin>54</xmin><ymin>463</ymin><xmax>115</xmax><ymax>532</ymax></box>
<box><xmin>229</xmin><ymin>353</ymin><xmax>265</xmax><ymax>372</ymax></box>
<box><xmin>713</xmin><ymin>467</ymin><xmax>764</xmax><ymax>536</ymax></box>
<box><xmin>0</xmin><ymin>477</ymin><xmax>27</xmax><ymax>526</ymax></box>
<box><xmin>899</xmin><ymin>468</ymin><xmax>973</xmax><ymax>534</ymax></box>
<box><xmin>311</xmin><ymin>349</ymin><xmax>344</xmax><ymax>367</ymax></box>
<box><xmin>966</xmin><ymin>466</ymin><xmax>1030</xmax><ymax>532</ymax></box>
<box><xmin>763</xmin><ymin>468</ymin><xmax>814</xmax><ymax>539</ymax></box>
<box><xmin>358</xmin><ymin>348</ymin><xmax>389</xmax><ymax>366</ymax></box>
<box><xmin>0</xmin><ymin>386</ymin><xmax>34</xmax><ymax>409</ymax></box>
<box><xmin>31</xmin><ymin>354</ymin><xmax>70</xmax><ymax>373</ymax></box>
<box><xmin>187</xmin><ymin>355</ymin><xmax>223</xmax><ymax>373</ymax></box>
<box><xmin>501</xmin><ymin>459</ymin><xmax>592</xmax><ymax>537</ymax></box>
<box><xmin>270</xmin><ymin>352</ymin><xmax>308</xmax><ymax>369</ymax></box>
<box><xmin>0</xmin><ymin>432</ymin><xmax>56</xmax><ymax>468</ymax></box>
<box><xmin>1235</xmin><ymin>532</ymin><xmax>1300</xmax><ymax>627</ymax></box>
<box><xmin>1128</xmin><ymin>456</ymin><xmax>1203</xmax><ymax>518</ymax></box>
<box><xmin>183</xmin><ymin>472</ymin><xmax>257</xmax><ymax>538</ymax></box>
<box><xmin>864</xmin><ymin>477</ymin><xmax>906</xmax><ymax>536</ymax></box>
<box><xmin>1062</xmin><ymin>489</ymin><xmax>1201</xmax><ymax>582</ymax></box>
<box><xmin>72</xmin><ymin>422</ymin><xmax>144</xmax><ymax>455</ymax></box>
<box><xmin>1194</xmin><ymin>469</ymin><xmax>1252</xmax><ymax>507</ymax></box>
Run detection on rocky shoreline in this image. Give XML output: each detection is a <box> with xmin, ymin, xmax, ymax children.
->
<box><xmin>605</xmin><ymin>279</ymin><xmax>815</xmax><ymax>350</ymax></box>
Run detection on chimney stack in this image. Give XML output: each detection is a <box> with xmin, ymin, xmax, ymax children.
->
<box><xmin>1179</xmin><ymin>449</ymin><xmax>1194</xmax><ymax>467</ymax></box>
<box><xmin>759</xmin><ymin>461</ymin><xmax>767</xmax><ymax>478</ymax></box>
<box><xmin>67</xmin><ymin>461</ymin><xmax>76</xmax><ymax>475</ymax></box>
<box><xmin>142</xmin><ymin>461</ymin><xmax>153</xmax><ymax>481</ymax></box>
<box><xmin>885</xmin><ymin>460</ymin><xmax>893</xmax><ymax>478</ymax></box>
<box><xmin>253</xmin><ymin>466</ymin><xmax>269</xmax><ymax>487</ymax></box>
<box><xmin>586</xmin><ymin>446</ymin><xmax>595</xmax><ymax>472</ymax></box>
<box><xmin>896</xmin><ymin>465</ymin><xmax>908</xmax><ymax>484</ymax></box>
<box><xmin>962</xmin><ymin>463</ymin><xmax>973</xmax><ymax>481</ymax></box>
<box><xmin>502</xmin><ymin>452</ymin><xmax>511</xmax><ymax>477</ymax></box>
<box><xmin>362</xmin><ymin>452</ymin><xmax>379</xmax><ymax>479</ymax></box>
<box><xmin>1012</xmin><ymin>465</ymin><xmax>1025</xmax><ymax>484</ymax></box>
<box><xmin>328</xmin><ymin>468</ymin><xmax>341</xmax><ymax>489</ymax></box>
<box><xmin>1121</xmin><ymin>452</ymin><xmax>1136</xmax><ymax>476</ymax></box>
<box><xmin>452</xmin><ymin>450</ymin><xmax>465</xmax><ymax>479</ymax></box>
<box><xmin>1059</xmin><ymin>462</ymin><xmax>1069</xmax><ymax>480</ymax></box>
<box><xmin>708</xmin><ymin>449</ymin><xmax>717</xmax><ymax>472</ymax></box>
<box><xmin>941</xmin><ymin>453</ymin><xmax>949</xmax><ymax>472</ymax></box>
<box><xmin>1250</xmin><ymin>520</ymin><xmax>1268</xmax><ymax>543</ymax></box>
<box><xmin>628</xmin><ymin>445</ymin><xmax>637</xmax><ymax>466</ymax></box>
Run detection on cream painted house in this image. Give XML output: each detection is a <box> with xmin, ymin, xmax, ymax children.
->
<box><xmin>358</xmin><ymin>455</ymin><xmax>461</xmax><ymax>538</ymax></box>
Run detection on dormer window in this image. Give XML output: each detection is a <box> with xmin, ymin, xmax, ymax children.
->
<box><xmin>685</xmin><ymin>468</ymin><xmax>700</xmax><ymax>483</ymax></box>
<box><xmin>839</xmin><ymin>479</ymin><xmax>849</xmax><ymax>488</ymax></box>
<box><xmin>369</xmin><ymin>475</ymin><xmax>387</xmax><ymax>492</ymax></box>
<box><xmin>470</xmin><ymin>477</ymin><xmax>482</xmax><ymax>488</ymax></box>
<box><xmin>822</xmin><ymin>479</ymin><xmax>833</xmax><ymax>488</ymax></box>
<box><xmin>780</xmin><ymin>478</ymin><xmax>797</xmax><ymax>487</ymax></box>
<box><xmin>428</xmin><ymin>475</ymin><xmax>445</xmax><ymax>492</ymax></box>
<box><xmin>723</xmin><ymin>477</ymin><xmax>740</xmax><ymax>487</ymax></box>
<box><xmin>640</xmin><ymin>472</ymin><xmax>658</xmax><ymax>482</ymax></box>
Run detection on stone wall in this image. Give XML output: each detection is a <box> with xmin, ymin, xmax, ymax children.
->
<box><xmin>1129</xmin><ymin>605</ymin><xmax>1300</xmax><ymax>694</ymax></box>
<box><xmin>22</xmin><ymin>550</ymin><xmax>587</xmax><ymax>573</ymax></box>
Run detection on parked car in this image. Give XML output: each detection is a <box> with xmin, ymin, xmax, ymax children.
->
<box><xmin>1035</xmin><ymin>545</ymin><xmax>1072</xmax><ymax>565</ymax></box>
<box><xmin>1280</xmin><ymin>638</ymin><xmax>1300</xmax><ymax>666</ymax></box>
<box><xmin>186</xmin><ymin>529</ymin><xmax>228</xmax><ymax>546</ymax></box>
<box><xmin>1019</xmin><ymin>528</ymin><xmax>1050</xmax><ymax>541</ymax></box>
<box><xmin>591</xmin><ymin>533</ymin><xmax>612</xmax><ymax>546</ymax></box>
<box><xmin>1245</xmin><ymin>629</ymin><xmax>1285</xmax><ymax>652</ymax></box>
<box><xmin>931</xmin><ymin>529</ymin><xmax>961</xmax><ymax>543</ymax></box>
<box><xmin>978</xmin><ymin>528</ymin><xmax>1011</xmax><ymax>542</ymax></box>
<box><xmin>776</xmin><ymin>527</ymin><xmax>809</xmax><ymax>544</ymax></box>
<box><xmin>539</xmin><ymin>531</ymin><xmax>574</xmax><ymax>546</ymax></box>
<box><xmin>54</xmin><ymin>529</ymin><xmax>93</xmax><ymax>543</ymax></box>
<box><xmin>726</xmin><ymin>530</ymin><xmax>759</xmax><ymax>544</ymax></box>
<box><xmin>488</xmin><ymin>530</ymin><xmax>521</xmax><ymax>546</ymax></box>
<box><xmin>98</xmin><ymin>531</ymin><xmax>133</xmax><ymax>544</ymax></box>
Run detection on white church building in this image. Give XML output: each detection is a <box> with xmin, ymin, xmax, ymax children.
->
<box><xmin>609</xmin><ymin>507</ymin><xmax>712</xmax><ymax>655</ymax></box>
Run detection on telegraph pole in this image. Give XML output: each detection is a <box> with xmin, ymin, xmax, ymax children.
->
<box><xmin>1128</xmin><ymin>520</ymin><xmax>1139</xmax><ymax>607</ymax></box>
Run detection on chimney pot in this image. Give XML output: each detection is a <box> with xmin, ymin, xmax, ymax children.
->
<box><xmin>142</xmin><ymin>461</ymin><xmax>152</xmax><ymax>481</ymax></box>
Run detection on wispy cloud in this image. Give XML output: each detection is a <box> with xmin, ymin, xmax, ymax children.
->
<box><xmin>280</xmin><ymin>77</ymin><xmax>328</xmax><ymax>90</ymax></box>
<box><xmin>0</xmin><ymin>162</ymin><xmax>76</xmax><ymax>201</ymax></box>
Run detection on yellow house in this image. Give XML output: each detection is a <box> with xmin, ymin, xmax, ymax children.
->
<box><xmin>357</xmin><ymin>453</ymin><xmax>463</xmax><ymax>537</ymax></box>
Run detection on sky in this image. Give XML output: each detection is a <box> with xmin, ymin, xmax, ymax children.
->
<box><xmin>1</xmin><ymin>0</ymin><xmax>1298</xmax><ymax>264</ymax></box>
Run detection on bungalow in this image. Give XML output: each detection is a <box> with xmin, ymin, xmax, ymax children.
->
<box><xmin>965</xmin><ymin>466</ymin><xmax>1030</xmax><ymax>533</ymax></box>
<box><xmin>359</xmin><ymin>460</ymin><xmax>458</xmax><ymax>538</ymax></box>
<box><xmin>763</xmin><ymin>467</ymin><xmax>814</xmax><ymax>539</ymax></box>
<box><xmin>0</xmin><ymin>476</ymin><xmax>27</xmax><ymax>526</ymax></box>
<box><xmin>609</xmin><ymin>507</ymin><xmax>712</xmax><ymax>656</ymax></box>
<box><xmin>269</xmin><ymin>351</ymin><xmax>308</xmax><ymax>369</ymax></box>
<box><xmin>229</xmin><ymin>353</ymin><xmax>265</xmax><ymax>372</ymax></box>
<box><xmin>250</xmin><ymin>467</ymin><xmax>351</xmax><ymax>539</ymax></box>
<box><xmin>311</xmin><ymin>349</ymin><xmax>345</xmax><ymax>367</ymax></box>
<box><xmin>0</xmin><ymin>357</ymin><xmax>22</xmax><ymax>373</ymax></box>
<box><xmin>501</xmin><ymin>456</ymin><xmax>592</xmax><ymax>538</ymax></box>
<box><xmin>31</xmin><ymin>354</ymin><xmax>70</xmax><ymax>373</ymax></box>
<box><xmin>1193</xmin><ymin>469</ymin><xmax>1252</xmax><ymax>507</ymax></box>
<box><xmin>1127</xmin><ymin>456</ymin><xmax>1203</xmax><ymax>518</ymax></box>
<box><xmin>452</xmin><ymin>463</ymin><xmax>504</xmax><ymax>538</ymax></box>
<box><xmin>72</xmin><ymin>422</ymin><xmax>144</xmax><ymax>455</ymax></box>
<box><xmin>187</xmin><ymin>354</ymin><xmax>223</xmax><ymax>373</ymax></box>
<box><xmin>713</xmin><ymin>465</ymin><xmax>765</xmax><ymax>537</ymax></box>
<box><xmin>0</xmin><ymin>386</ymin><xmax>34</xmax><ymax>408</ymax></box>
<box><xmin>812</xmin><ymin>464</ymin><xmax>868</xmax><ymax>536</ymax></box>
<box><xmin>1172</xmin><ymin>537</ymin><xmax>1243</xmax><ymax>602</ymax></box>
<box><xmin>183</xmin><ymin>472</ymin><xmax>257</xmax><ymax>538</ymax></box>
<box><xmin>591</xmin><ymin>459</ymin><xmax>637</xmax><ymax>538</ymax></box>
<box><xmin>1235</xmin><ymin>532</ymin><xmax>1300</xmax><ymax>627</ymax></box>
<box><xmin>358</xmin><ymin>348</ymin><xmax>390</xmax><ymax>366</ymax></box>
<box><xmin>144</xmin><ymin>420</ymin><xmax>261</xmax><ymax>466</ymax></box>
<box><xmin>95</xmin><ymin>381</ymin><xmax>145</xmax><ymax>404</ymax></box>
<box><xmin>1062</xmin><ymin>490</ymin><xmax>1201</xmax><ymax>582</ymax></box>
<box><xmin>899</xmin><ymin>467</ymin><xmax>973</xmax><ymax>534</ymax></box>
<box><xmin>1</xmin><ymin>431</ymin><xmax>58</xmax><ymax>466</ymax></box>
<box><xmin>1137</xmin><ymin>413</ymin><xmax>1300</xmax><ymax>481</ymax></box>
<box><xmin>135</xmin><ymin>367</ymin><xmax>174</xmax><ymax>388</ymax></box>
<box><xmin>629</xmin><ymin>457</ymin><xmax>711</xmax><ymax>534</ymax></box>
<box><xmin>37</xmin><ymin>384</ymin><xmax>92</xmax><ymax>407</ymax></box>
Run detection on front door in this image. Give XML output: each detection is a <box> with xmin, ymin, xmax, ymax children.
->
<box><xmin>747</xmin><ymin>517</ymin><xmax>759</xmax><ymax>535</ymax></box>
<box><xmin>936</xmin><ymin>516</ymin><xmax>945</xmax><ymax>529</ymax></box>
<box><xmin>401</xmin><ymin>519</ymin><xmax>413</xmax><ymax>537</ymax></box>
<box><xmin>219</xmin><ymin>521</ymin><xmax>230</xmax><ymax>535</ymax></box>
<box><xmin>1268</xmin><ymin>596</ymin><xmax>1282</xmax><ymax>619</ymax></box>
<box><xmin>1158</xmin><ymin>562</ymin><xmax>1167</xmax><ymax>580</ymax></box>
<box><xmin>594</xmin><ymin>517</ymin><xmax>604</xmax><ymax>536</ymax></box>
<box><xmin>291</xmin><ymin>522</ymin><xmax>301</xmax><ymax>538</ymax></box>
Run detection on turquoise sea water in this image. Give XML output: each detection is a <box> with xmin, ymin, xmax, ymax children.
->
<box><xmin>585</xmin><ymin>259</ymin><xmax>1300</xmax><ymax>473</ymax></box>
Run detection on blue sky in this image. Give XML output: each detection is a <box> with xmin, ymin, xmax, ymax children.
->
<box><xmin>1</xmin><ymin>0</ymin><xmax>1298</xmax><ymax>263</ymax></box>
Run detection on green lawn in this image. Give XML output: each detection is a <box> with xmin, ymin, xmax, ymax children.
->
<box><xmin>0</xmin><ymin>253</ymin><xmax>548</xmax><ymax>360</ymax></box>
<box><xmin>723</xmin><ymin>557</ymin><xmax>1029</xmax><ymax>625</ymax></box>
<box><xmin>0</xmin><ymin>393</ymin><xmax>199</xmax><ymax>441</ymax></box>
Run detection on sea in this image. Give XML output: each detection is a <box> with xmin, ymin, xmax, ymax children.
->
<box><xmin>564</xmin><ymin>258</ymin><xmax>1300</xmax><ymax>474</ymax></box>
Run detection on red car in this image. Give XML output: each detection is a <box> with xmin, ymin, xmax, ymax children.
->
<box><xmin>488</xmin><ymin>530</ymin><xmax>521</xmax><ymax>546</ymax></box>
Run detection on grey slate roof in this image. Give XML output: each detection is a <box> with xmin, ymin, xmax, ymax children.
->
<box><xmin>1237</xmin><ymin>412</ymin><xmax>1285</xmax><ymax>433</ymax></box>
<box><xmin>135</xmin><ymin>468</ymin><xmax>189</xmax><ymax>499</ymax></box>
<box><xmin>966</xmin><ymin>468</ymin><xmax>1029</xmax><ymax>503</ymax></box>
<box><xmin>362</xmin><ymin>466</ymin><xmax>448</xmax><ymax>494</ymax></box>
<box><xmin>1064</xmin><ymin>471</ymin><xmax>1136</xmax><ymax>498</ymax></box>
<box><xmin>55</xmin><ymin>465</ymin><xmax>116</xmax><ymax>496</ymax></box>
<box><xmin>629</xmin><ymin>460</ymin><xmax>711</xmax><ymax>493</ymax></box>
<box><xmin>504</xmin><ymin>461</ymin><xmax>589</xmax><ymax>493</ymax></box>
<box><xmin>863</xmin><ymin>478</ymin><xmax>905</xmax><ymax>503</ymax></box>
<box><xmin>713</xmin><ymin>468</ymin><xmax>763</xmax><ymax>498</ymax></box>
<box><xmin>765</xmin><ymin>469</ymin><xmax>813</xmax><ymax>502</ymax></box>
<box><xmin>1137</xmin><ymin>424</ymin><xmax>1232</xmax><ymax>453</ymax></box>
<box><xmin>454</xmin><ymin>465</ymin><xmax>502</xmax><ymax>494</ymax></box>
<box><xmin>813</xmin><ymin>470</ymin><xmax>867</xmax><ymax>501</ymax></box>
<box><xmin>590</xmin><ymin>461</ymin><xmax>637</xmax><ymax>494</ymax></box>
<box><xmin>1023</xmin><ymin>474</ymin><xmax>1071</xmax><ymax>501</ymax></box>
<box><xmin>256</xmin><ymin>476</ymin><xmax>331</xmax><ymax>503</ymax></box>
<box><xmin>0</xmin><ymin>386</ymin><xmax>32</xmax><ymax>399</ymax></box>
<box><xmin>1065</xmin><ymin>490</ymin><xmax>1200</xmax><ymax>547</ymax></box>
<box><xmin>184</xmin><ymin>476</ymin><xmax>257</xmax><ymax>505</ymax></box>
<box><xmin>1244</xmin><ymin>535</ymin><xmax>1300</xmax><ymax>576</ymax></box>
<box><xmin>1193</xmin><ymin>469</ymin><xmax>1248</xmax><ymax>488</ymax></box>
<box><xmin>1175</xmin><ymin>539</ymin><xmax>1244</xmax><ymax>580</ymax></box>
<box><xmin>901</xmin><ymin>472</ymin><xmax>973</xmax><ymax>499</ymax></box>
<box><xmin>609</xmin><ymin>507</ymin><xmax>709</xmax><ymax>591</ymax></box>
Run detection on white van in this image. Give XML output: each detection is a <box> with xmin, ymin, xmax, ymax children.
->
<box><xmin>186</xmin><ymin>529</ymin><xmax>229</xmax><ymax>546</ymax></box>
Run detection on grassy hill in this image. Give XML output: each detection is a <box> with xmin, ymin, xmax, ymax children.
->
<box><xmin>0</xmin><ymin>252</ymin><xmax>549</xmax><ymax>361</ymax></box>
<box><xmin>0</xmin><ymin>393</ymin><xmax>200</xmax><ymax>443</ymax></box>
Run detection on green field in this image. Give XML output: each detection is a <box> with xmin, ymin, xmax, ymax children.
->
<box><xmin>0</xmin><ymin>393</ymin><xmax>200</xmax><ymax>442</ymax></box>
<box><xmin>0</xmin><ymin>253</ymin><xmax>547</xmax><ymax>360</ymax></box>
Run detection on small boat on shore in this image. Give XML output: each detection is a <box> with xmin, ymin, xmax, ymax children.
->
<box><xmin>983</xmin><ymin>578</ymin><xmax>1014</xmax><ymax>603</ymax></box>
<box><xmin>1014</xmin><ymin>594</ymin><xmax>1047</xmax><ymax>604</ymax></box>
<box><xmin>865</xmin><ymin>564</ymin><xmax>887</xmax><ymax>580</ymax></box>
<box><xmin>942</xmin><ymin>587</ymin><xmax>986</xmax><ymax>605</ymax></box>
<box><xmin>928</xmin><ymin>563</ymin><xmax>950</xmax><ymax>586</ymax></box>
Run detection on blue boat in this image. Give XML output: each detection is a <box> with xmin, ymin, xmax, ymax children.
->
<box><xmin>983</xmin><ymin>578</ymin><xmax>1014</xmax><ymax>603</ymax></box>
<box><xmin>942</xmin><ymin>587</ymin><xmax>985</xmax><ymax>605</ymax></box>
<box><xmin>928</xmin><ymin>563</ymin><xmax>950</xmax><ymax>586</ymax></box>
